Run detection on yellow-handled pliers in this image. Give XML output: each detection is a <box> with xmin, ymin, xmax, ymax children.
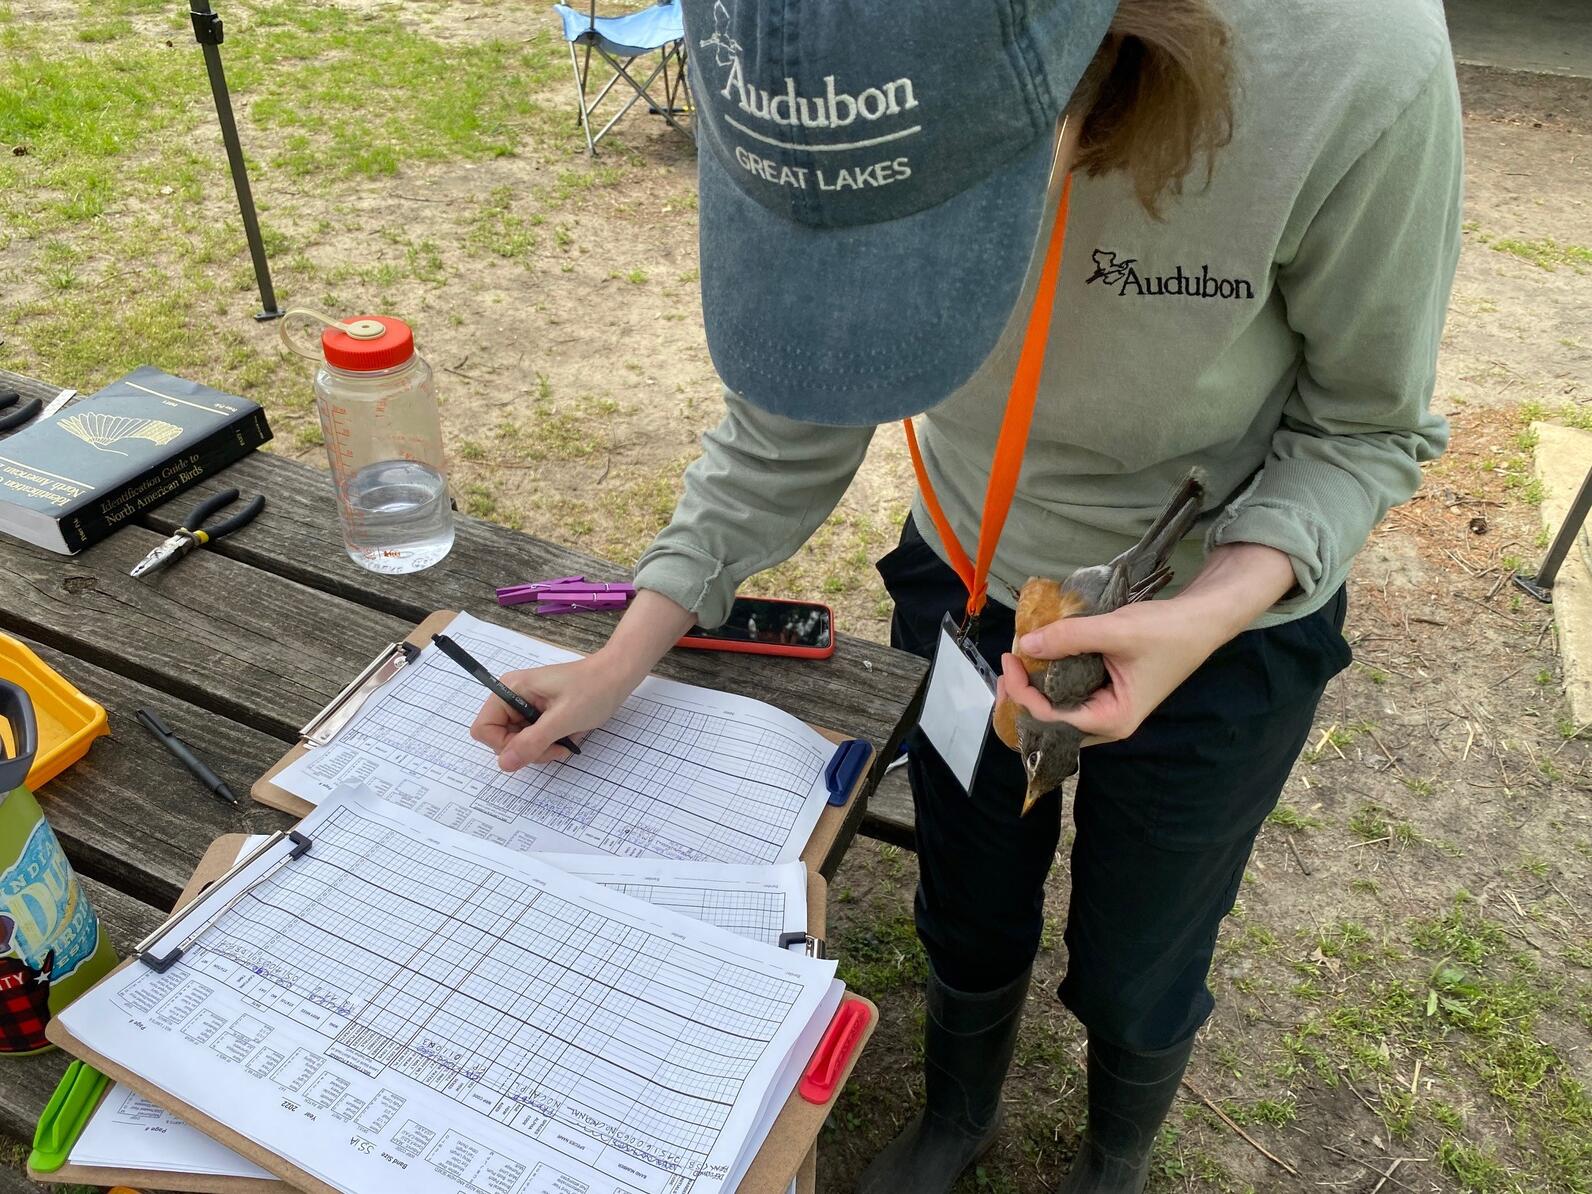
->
<box><xmin>131</xmin><ymin>487</ymin><xmax>266</xmax><ymax>578</ymax></box>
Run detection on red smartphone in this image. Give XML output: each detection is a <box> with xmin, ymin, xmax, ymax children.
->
<box><xmin>677</xmin><ymin>596</ymin><xmax>836</xmax><ymax>659</ymax></box>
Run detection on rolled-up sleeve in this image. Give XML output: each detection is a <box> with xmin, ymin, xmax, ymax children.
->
<box><xmin>634</xmin><ymin>391</ymin><xmax>875</xmax><ymax>627</ymax></box>
<box><xmin>1207</xmin><ymin>56</ymin><xmax>1463</xmax><ymax>610</ymax></box>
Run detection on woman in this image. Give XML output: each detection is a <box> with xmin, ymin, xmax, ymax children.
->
<box><xmin>473</xmin><ymin>0</ymin><xmax>1463</xmax><ymax>1189</ymax></box>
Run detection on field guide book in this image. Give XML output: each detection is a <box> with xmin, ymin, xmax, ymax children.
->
<box><xmin>0</xmin><ymin>367</ymin><xmax>272</xmax><ymax>554</ymax></box>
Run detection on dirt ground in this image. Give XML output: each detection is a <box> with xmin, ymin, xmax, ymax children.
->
<box><xmin>2</xmin><ymin>5</ymin><xmax>1591</xmax><ymax>1191</ymax></box>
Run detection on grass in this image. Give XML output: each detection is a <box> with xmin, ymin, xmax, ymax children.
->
<box><xmin>1269</xmin><ymin>891</ymin><xmax>1592</xmax><ymax>1190</ymax></box>
<box><xmin>1265</xmin><ymin>802</ymin><xmax>1322</xmax><ymax>831</ymax></box>
<box><xmin>1491</xmin><ymin>236</ymin><xmax>1592</xmax><ymax>273</ymax></box>
<box><xmin>1439</xmin><ymin>1138</ymin><xmax>1515</xmax><ymax>1191</ymax></box>
<box><xmin>0</xmin><ymin>2</ymin><xmax>565</xmax><ymax>393</ymax></box>
<box><xmin>834</xmin><ymin>907</ymin><xmax>928</xmax><ymax>999</ymax></box>
<box><xmin>466</xmin><ymin>185</ymin><xmax>541</xmax><ymax>263</ymax></box>
<box><xmin>1301</xmin><ymin>719</ymin><xmax>1377</xmax><ymax>763</ymax></box>
<box><xmin>1348</xmin><ymin>803</ymin><xmax>1393</xmax><ymax>842</ymax></box>
<box><xmin>1519</xmin><ymin>398</ymin><xmax>1592</xmax><ymax>433</ymax></box>
<box><xmin>0</xmin><ymin>0</ymin><xmax>904</xmax><ymax>633</ymax></box>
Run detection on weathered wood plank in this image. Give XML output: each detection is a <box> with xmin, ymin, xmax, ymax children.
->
<box><xmin>135</xmin><ymin>451</ymin><xmax>928</xmax><ymax>752</ymax></box>
<box><xmin>0</xmin><ymin>876</ymin><xmax>164</xmax><ymax>1149</ymax></box>
<box><xmin>0</xmin><ymin>359</ymin><xmax>924</xmax><ymax>743</ymax></box>
<box><xmin>0</xmin><ymin>1158</ymin><xmax>51</xmax><ymax>1194</ymax></box>
<box><xmin>15</xmin><ymin>634</ymin><xmax>293</xmax><ymax>906</ymax></box>
<box><xmin>0</xmin><ymin>366</ymin><xmax>929</xmax><ymax>868</ymax></box>
<box><xmin>0</xmin><ymin>370</ymin><xmax>64</xmax><ymax>418</ymax></box>
<box><xmin>0</xmin><ymin>529</ymin><xmax>413</xmax><ymax>742</ymax></box>
<box><xmin>160</xmin><ymin>452</ymin><xmax>930</xmax><ymax>874</ymax></box>
<box><xmin>80</xmin><ymin>875</ymin><xmax>167</xmax><ymax>969</ymax></box>
<box><xmin>860</xmin><ymin>765</ymin><xmax>916</xmax><ymax>851</ymax></box>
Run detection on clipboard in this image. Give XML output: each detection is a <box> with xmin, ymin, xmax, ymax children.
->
<box><xmin>37</xmin><ymin>835</ymin><xmax>872</xmax><ymax>1194</ymax></box>
<box><xmin>251</xmin><ymin>610</ymin><xmax>875</xmax><ymax>872</ymax></box>
<box><xmin>30</xmin><ymin>834</ymin><xmax>285</xmax><ymax>1193</ymax></box>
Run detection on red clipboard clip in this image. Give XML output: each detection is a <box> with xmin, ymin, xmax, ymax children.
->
<box><xmin>799</xmin><ymin>998</ymin><xmax>873</xmax><ymax>1104</ymax></box>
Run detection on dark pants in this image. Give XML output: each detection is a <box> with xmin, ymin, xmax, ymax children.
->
<box><xmin>878</xmin><ymin>519</ymin><xmax>1351</xmax><ymax>1054</ymax></box>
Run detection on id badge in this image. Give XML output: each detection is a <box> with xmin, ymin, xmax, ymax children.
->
<box><xmin>918</xmin><ymin>613</ymin><xmax>997</xmax><ymax>792</ymax></box>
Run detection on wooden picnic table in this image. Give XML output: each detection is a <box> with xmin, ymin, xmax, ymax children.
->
<box><xmin>0</xmin><ymin>366</ymin><xmax>927</xmax><ymax>1182</ymax></box>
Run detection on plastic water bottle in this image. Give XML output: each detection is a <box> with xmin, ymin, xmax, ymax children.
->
<box><xmin>283</xmin><ymin>311</ymin><xmax>454</xmax><ymax>574</ymax></box>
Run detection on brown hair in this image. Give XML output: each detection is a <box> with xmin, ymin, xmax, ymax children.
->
<box><xmin>1070</xmin><ymin>0</ymin><xmax>1236</xmax><ymax>217</ymax></box>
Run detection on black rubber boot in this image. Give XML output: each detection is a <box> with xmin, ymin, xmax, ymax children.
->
<box><xmin>855</xmin><ymin>965</ymin><xmax>1031</xmax><ymax>1194</ymax></box>
<box><xmin>1056</xmin><ymin>1034</ymin><xmax>1195</xmax><ymax>1193</ymax></box>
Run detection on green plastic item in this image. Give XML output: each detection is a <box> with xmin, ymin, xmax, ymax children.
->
<box><xmin>27</xmin><ymin>1058</ymin><xmax>110</xmax><ymax>1172</ymax></box>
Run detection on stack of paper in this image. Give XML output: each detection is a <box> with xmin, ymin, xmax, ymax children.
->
<box><xmin>62</xmin><ymin>615</ymin><xmax>861</xmax><ymax>1191</ymax></box>
<box><xmin>274</xmin><ymin>613</ymin><xmax>840</xmax><ymax>865</ymax></box>
<box><xmin>70</xmin><ymin>843</ymin><xmax>815</xmax><ymax>1188</ymax></box>
<box><xmin>59</xmin><ymin>789</ymin><xmax>842</xmax><ymax>1194</ymax></box>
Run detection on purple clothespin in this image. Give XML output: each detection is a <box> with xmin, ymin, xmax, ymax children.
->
<box><xmin>497</xmin><ymin>575</ymin><xmax>584</xmax><ymax>606</ymax></box>
<box><xmin>497</xmin><ymin>576</ymin><xmax>637</xmax><ymax>616</ymax></box>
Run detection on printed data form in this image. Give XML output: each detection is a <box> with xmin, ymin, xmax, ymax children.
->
<box><xmin>58</xmin><ymin>789</ymin><xmax>842</xmax><ymax>1194</ymax></box>
<box><xmin>274</xmin><ymin>612</ymin><xmax>837</xmax><ymax>864</ymax></box>
<box><xmin>538</xmin><ymin>856</ymin><xmax>808</xmax><ymax>949</ymax></box>
<box><xmin>68</xmin><ymin>842</ymin><xmax>808</xmax><ymax>1187</ymax></box>
<box><xmin>68</xmin><ymin>1081</ymin><xmax>276</xmax><ymax>1179</ymax></box>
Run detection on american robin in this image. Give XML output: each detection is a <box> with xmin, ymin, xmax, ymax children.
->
<box><xmin>993</xmin><ymin>470</ymin><xmax>1206</xmax><ymax>814</ymax></box>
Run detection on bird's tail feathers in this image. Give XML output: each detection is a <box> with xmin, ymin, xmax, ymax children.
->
<box><xmin>1127</xmin><ymin>563</ymin><xmax>1174</xmax><ymax>604</ymax></box>
<box><xmin>1116</xmin><ymin>468</ymin><xmax>1206</xmax><ymax>593</ymax></box>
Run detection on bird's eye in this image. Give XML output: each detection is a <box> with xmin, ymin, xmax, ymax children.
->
<box><xmin>1025</xmin><ymin>751</ymin><xmax>1042</xmax><ymax>772</ymax></box>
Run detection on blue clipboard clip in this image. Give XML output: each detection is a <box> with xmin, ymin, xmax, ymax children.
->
<box><xmin>824</xmin><ymin>738</ymin><xmax>871</xmax><ymax>807</ymax></box>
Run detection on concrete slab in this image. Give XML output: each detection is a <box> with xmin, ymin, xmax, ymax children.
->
<box><xmin>1445</xmin><ymin>0</ymin><xmax>1592</xmax><ymax>79</ymax></box>
<box><xmin>1532</xmin><ymin>421</ymin><xmax>1592</xmax><ymax>727</ymax></box>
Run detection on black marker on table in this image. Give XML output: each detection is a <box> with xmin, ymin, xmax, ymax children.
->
<box><xmin>430</xmin><ymin>633</ymin><xmax>582</xmax><ymax>757</ymax></box>
<box><xmin>135</xmin><ymin>709</ymin><xmax>239</xmax><ymax>804</ymax></box>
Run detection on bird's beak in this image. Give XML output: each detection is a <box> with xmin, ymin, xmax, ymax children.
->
<box><xmin>1021</xmin><ymin>784</ymin><xmax>1048</xmax><ymax>817</ymax></box>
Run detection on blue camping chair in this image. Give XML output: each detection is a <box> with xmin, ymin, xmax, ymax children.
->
<box><xmin>554</xmin><ymin>0</ymin><xmax>693</xmax><ymax>154</ymax></box>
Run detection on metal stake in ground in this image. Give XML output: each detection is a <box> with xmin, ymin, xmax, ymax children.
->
<box><xmin>190</xmin><ymin>1</ymin><xmax>283</xmax><ymax>322</ymax></box>
<box><xmin>1514</xmin><ymin>461</ymin><xmax>1592</xmax><ymax>603</ymax></box>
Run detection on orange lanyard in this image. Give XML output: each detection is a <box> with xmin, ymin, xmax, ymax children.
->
<box><xmin>903</xmin><ymin>172</ymin><xmax>1074</xmax><ymax>626</ymax></box>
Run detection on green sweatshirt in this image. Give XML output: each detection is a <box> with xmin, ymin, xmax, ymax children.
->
<box><xmin>634</xmin><ymin>0</ymin><xmax>1464</xmax><ymax>630</ymax></box>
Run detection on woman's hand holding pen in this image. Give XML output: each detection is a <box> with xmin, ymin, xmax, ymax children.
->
<box><xmin>470</xmin><ymin>590</ymin><xmax>697</xmax><ymax>769</ymax></box>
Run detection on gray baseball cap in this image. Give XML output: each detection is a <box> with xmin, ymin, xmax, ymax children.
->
<box><xmin>681</xmin><ymin>0</ymin><xmax>1118</xmax><ymax>425</ymax></box>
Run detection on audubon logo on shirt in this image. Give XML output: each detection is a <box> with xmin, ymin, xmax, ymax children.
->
<box><xmin>1085</xmin><ymin>250</ymin><xmax>1255</xmax><ymax>301</ymax></box>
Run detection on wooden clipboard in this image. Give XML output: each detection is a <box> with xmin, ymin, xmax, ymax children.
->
<box><xmin>251</xmin><ymin>610</ymin><xmax>874</xmax><ymax>873</ymax></box>
<box><xmin>39</xmin><ymin>836</ymin><xmax>872</xmax><ymax>1194</ymax></box>
<box><xmin>32</xmin><ymin>835</ymin><xmax>284</xmax><ymax>1193</ymax></box>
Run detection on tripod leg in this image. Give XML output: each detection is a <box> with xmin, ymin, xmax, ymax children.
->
<box><xmin>191</xmin><ymin>1</ymin><xmax>282</xmax><ymax>321</ymax></box>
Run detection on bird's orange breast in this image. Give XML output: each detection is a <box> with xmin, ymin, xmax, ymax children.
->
<box><xmin>993</xmin><ymin>577</ymin><xmax>1090</xmax><ymax>751</ymax></box>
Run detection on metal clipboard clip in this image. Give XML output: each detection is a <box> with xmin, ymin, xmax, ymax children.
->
<box><xmin>134</xmin><ymin>830</ymin><xmax>313</xmax><ymax>973</ymax></box>
<box><xmin>780</xmin><ymin>932</ymin><xmax>827</xmax><ymax>959</ymax></box>
<box><xmin>299</xmin><ymin>640</ymin><xmax>421</xmax><ymax>746</ymax></box>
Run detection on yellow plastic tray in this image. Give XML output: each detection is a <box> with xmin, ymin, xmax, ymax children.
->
<box><xmin>0</xmin><ymin>633</ymin><xmax>108</xmax><ymax>789</ymax></box>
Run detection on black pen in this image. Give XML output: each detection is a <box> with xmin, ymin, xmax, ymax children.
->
<box><xmin>430</xmin><ymin>633</ymin><xmax>582</xmax><ymax>757</ymax></box>
<box><xmin>135</xmin><ymin>709</ymin><xmax>239</xmax><ymax>804</ymax></box>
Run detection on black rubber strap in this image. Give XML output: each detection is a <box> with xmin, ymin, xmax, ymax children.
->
<box><xmin>184</xmin><ymin>488</ymin><xmax>239</xmax><ymax>532</ymax></box>
<box><xmin>0</xmin><ymin>679</ymin><xmax>39</xmax><ymax>793</ymax></box>
<box><xmin>204</xmin><ymin>494</ymin><xmax>266</xmax><ymax>540</ymax></box>
<box><xmin>0</xmin><ymin>397</ymin><xmax>41</xmax><ymax>433</ymax></box>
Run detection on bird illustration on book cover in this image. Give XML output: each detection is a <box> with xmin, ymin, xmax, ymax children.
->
<box><xmin>58</xmin><ymin>412</ymin><xmax>184</xmax><ymax>456</ymax></box>
<box><xmin>994</xmin><ymin>469</ymin><xmax>1206</xmax><ymax>815</ymax></box>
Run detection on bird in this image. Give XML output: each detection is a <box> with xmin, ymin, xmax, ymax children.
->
<box><xmin>993</xmin><ymin>469</ymin><xmax>1207</xmax><ymax>815</ymax></box>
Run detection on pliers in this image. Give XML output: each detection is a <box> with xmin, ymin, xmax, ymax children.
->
<box><xmin>0</xmin><ymin>389</ymin><xmax>41</xmax><ymax>434</ymax></box>
<box><xmin>131</xmin><ymin>488</ymin><xmax>266</xmax><ymax>578</ymax></box>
